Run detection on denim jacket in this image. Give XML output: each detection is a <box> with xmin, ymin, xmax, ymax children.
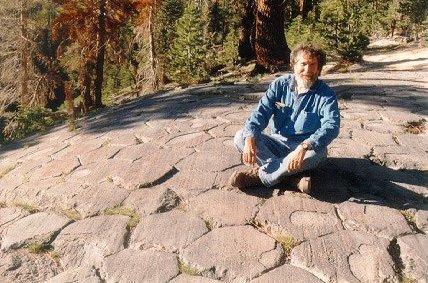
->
<box><xmin>243</xmin><ymin>74</ymin><xmax>340</xmax><ymax>151</ymax></box>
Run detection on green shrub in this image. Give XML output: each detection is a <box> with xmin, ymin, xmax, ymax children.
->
<box><xmin>286</xmin><ymin>14</ymin><xmax>326</xmax><ymax>50</ymax></box>
<box><xmin>317</xmin><ymin>0</ymin><xmax>371</xmax><ymax>62</ymax></box>
<box><xmin>2</xmin><ymin>106</ymin><xmax>66</xmax><ymax>142</ymax></box>
<box><xmin>219</xmin><ymin>29</ymin><xmax>240</xmax><ymax>68</ymax></box>
<box><xmin>168</xmin><ymin>2</ymin><xmax>209</xmax><ymax>84</ymax></box>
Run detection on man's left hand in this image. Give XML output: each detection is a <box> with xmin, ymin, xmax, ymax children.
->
<box><xmin>287</xmin><ymin>145</ymin><xmax>307</xmax><ymax>171</ymax></box>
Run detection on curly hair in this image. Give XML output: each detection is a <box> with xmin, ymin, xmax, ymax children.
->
<box><xmin>290</xmin><ymin>42</ymin><xmax>326</xmax><ymax>73</ymax></box>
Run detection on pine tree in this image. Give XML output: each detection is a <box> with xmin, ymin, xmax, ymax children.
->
<box><xmin>317</xmin><ymin>0</ymin><xmax>370</xmax><ymax>62</ymax></box>
<box><xmin>397</xmin><ymin>0</ymin><xmax>428</xmax><ymax>40</ymax></box>
<box><xmin>154</xmin><ymin>0</ymin><xmax>185</xmax><ymax>83</ymax></box>
<box><xmin>168</xmin><ymin>2</ymin><xmax>208</xmax><ymax>84</ymax></box>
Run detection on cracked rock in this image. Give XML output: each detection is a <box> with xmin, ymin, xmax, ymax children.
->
<box><xmin>256</xmin><ymin>192</ymin><xmax>342</xmax><ymax>242</ymax></box>
<box><xmin>290</xmin><ymin>230</ymin><xmax>398</xmax><ymax>282</ymax></box>
<box><xmin>1</xmin><ymin>211</ymin><xmax>71</xmax><ymax>251</ymax></box>
<box><xmin>415</xmin><ymin>209</ymin><xmax>428</xmax><ymax>233</ymax></box>
<box><xmin>249</xmin><ymin>264</ymin><xmax>324</xmax><ymax>283</ymax></box>
<box><xmin>162</xmin><ymin>170</ymin><xmax>217</xmax><ymax>199</ymax></box>
<box><xmin>337</xmin><ymin>200</ymin><xmax>412</xmax><ymax>239</ymax></box>
<box><xmin>130</xmin><ymin>210</ymin><xmax>208</xmax><ymax>252</ymax></box>
<box><xmin>165</xmin><ymin>132</ymin><xmax>212</xmax><ymax>148</ymax></box>
<box><xmin>101</xmin><ymin>249</ymin><xmax>179</xmax><ymax>283</ymax></box>
<box><xmin>176</xmin><ymin>150</ymin><xmax>241</xmax><ymax>172</ymax></box>
<box><xmin>397</xmin><ymin>234</ymin><xmax>428</xmax><ymax>282</ymax></box>
<box><xmin>188</xmin><ymin>190</ymin><xmax>260</xmax><ymax>227</ymax></box>
<box><xmin>124</xmin><ymin>186</ymin><xmax>180</xmax><ymax>216</ymax></box>
<box><xmin>52</xmin><ymin>215</ymin><xmax>128</xmax><ymax>269</ymax></box>
<box><xmin>30</xmin><ymin>157</ymin><xmax>81</xmax><ymax>180</ymax></box>
<box><xmin>0</xmin><ymin>207</ymin><xmax>29</xmax><ymax>232</ymax></box>
<box><xmin>44</xmin><ymin>266</ymin><xmax>102</xmax><ymax>283</ymax></box>
<box><xmin>0</xmin><ymin>250</ymin><xmax>61</xmax><ymax>283</ymax></box>
<box><xmin>170</xmin><ymin>274</ymin><xmax>222</xmax><ymax>283</ymax></box>
<box><xmin>181</xmin><ymin>225</ymin><xmax>283</xmax><ymax>281</ymax></box>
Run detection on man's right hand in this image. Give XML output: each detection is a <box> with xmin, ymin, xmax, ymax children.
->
<box><xmin>243</xmin><ymin>137</ymin><xmax>257</xmax><ymax>166</ymax></box>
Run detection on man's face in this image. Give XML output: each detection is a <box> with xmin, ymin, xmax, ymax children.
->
<box><xmin>293</xmin><ymin>52</ymin><xmax>320</xmax><ymax>89</ymax></box>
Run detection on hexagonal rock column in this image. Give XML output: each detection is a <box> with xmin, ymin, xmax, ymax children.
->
<box><xmin>249</xmin><ymin>264</ymin><xmax>324</xmax><ymax>283</ymax></box>
<box><xmin>162</xmin><ymin>170</ymin><xmax>218</xmax><ymax>200</ymax></box>
<box><xmin>181</xmin><ymin>225</ymin><xmax>283</xmax><ymax>281</ymax></box>
<box><xmin>130</xmin><ymin>210</ymin><xmax>208</xmax><ymax>252</ymax></box>
<box><xmin>124</xmin><ymin>187</ymin><xmax>181</xmax><ymax>216</ymax></box>
<box><xmin>337</xmin><ymin>200</ymin><xmax>412</xmax><ymax>239</ymax></box>
<box><xmin>0</xmin><ymin>207</ymin><xmax>28</xmax><ymax>232</ymax></box>
<box><xmin>255</xmin><ymin>192</ymin><xmax>342</xmax><ymax>242</ymax></box>
<box><xmin>176</xmin><ymin>150</ymin><xmax>241</xmax><ymax>172</ymax></box>
<box><xmin>290</xmin><ymin>230</ymin><xmax>398</xmax><ymax>282</ymax></box>
<box><xmin>170</xmin><ymin>274</ymin><xmax>222</xmax><ymax>283</ymax></box>
<box><xmin>44</xmin><ymin>266</ymin><xmax>102</xmax><ymax>283</ymax></box>
<box><xmin>0</xmin><ymin>249</ymin><xmax>61</xmax><ymax>282</ymax></box>
<box><xmin>1</xmin><ymin>211</ymin><xmax>71</xmax><ymax>251</ymax></box>
<box><xmin>397</xmin><ymin>234</ymin><xmax>428</xmax><ymax>282</ymax></box>
<box><xmin>415</xmin><ymin>209</ymin><xmax>428</xmax><ymax>233</ymax></box>
<box><xmin>101</xmin><ymin>249</ymin><xmax>179</xmax><ymax>283</ymax></box>
<box><xmin>52</xmin><ymin>215</ymin><xmax>129</xmax><ymax>269</ymax></box>
<box><xmin>188</xmin><ymin>190</ymin><xmax>261</xmax><ymax>228</ymax></box>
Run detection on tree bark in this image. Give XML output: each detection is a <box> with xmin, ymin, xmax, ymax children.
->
<box><xmin>238</xmin><ymin>0</ymin><xmax>256</xmax><ymax>60</ymax></box>
<box><xmin>149</xmin><ymin>3</ymin><xmax>159</xmax><ymax>90</ymax></box>
<box><xmin>20</xmin><ymin>0</ymin><xmax>29</xmax><ymax>106</ymax></box>
<box><xmin>299</xmin><ymin>0</ymin><xmax>316</xmax><ymax>19</ymax></box>
<box><xmin>81</xmin><ymin>58</ymin><xmax>93</xmax><ymax>113</ymax></box>
<box><xmin>255</xmin><ymin>0</ymin><xmax>290</xmax><ymax>72</ymax></box>
<box><xmin>93</xmin><ymin>0</ymin><xmax>107</xmax><ymax>108</ymax></box>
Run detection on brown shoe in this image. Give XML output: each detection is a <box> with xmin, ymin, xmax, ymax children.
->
<box><xmin>288</xmin><ymin>174</ymin><xmax>312</xmax><ymax>194</ymax></box>
<box><xmin>297</xmin><ymin>176</ymin><xmax>312</xmax><ymax>194</ymax></box>
<box><xmin>229</xmin><ymin>167</ymin><xmax>263</xmax><ymax>189</ymax></box>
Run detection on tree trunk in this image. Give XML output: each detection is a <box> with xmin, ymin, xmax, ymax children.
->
<box><xmin>20</xmin><ymin>0</ymin><xmax>29</xmax><ymax>106</ymax></box>
<box><xmin>149</xmin><ymin>3</ymin><xmax>159</xmax><ymax>90</ymax></box>
<box><xmin>81</xmin><ymin>59</ymin><xmax>93</xmax><ymax>113</ymax></box>
<box><xmin>238</xmin><ymin>0</ymin><xmax>256</xmax><ymax>60</ymax></box>
<box><xmin>93</xmin><ymin>0</ymin><xmax>106</xmax><ymax>109</ymax></box>
<box><xmin>255</xmin><ymin>0</ymin><xmax>290</xmax><ymax>72</ymax></box>
<box><xmin>299</xmin><ymin>0</ymin><xmax>316</xmax><ymax>19</ymax></box>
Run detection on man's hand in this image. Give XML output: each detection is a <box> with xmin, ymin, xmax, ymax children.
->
<box><xmin>287</xmin><ymin>144</ymin><xmax>308</xmax><ymax>171</ymax></box>
<box><xmin>243</xmin><ymin>137</ymin><xmax>257</xmax><ymax>166</ymax></box>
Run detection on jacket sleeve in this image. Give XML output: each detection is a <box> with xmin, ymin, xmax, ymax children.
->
<box><xmin>306</xmin><ymin>93</ymin><xmax>340</xmax><ymax>150</ymax></box>
<box><xmin>242</xmin><ymin>80</ymin><xmax>280</xmax><ymax>139</ymax></box>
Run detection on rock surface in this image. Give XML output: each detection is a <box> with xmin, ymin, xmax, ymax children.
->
<box><xmin>256</xmin><ymin>191</ymin><xmax>343</xmax><ymax>242</ymax></box>
<box><xmin>181</xmin><ymin>225</ymin><xmax>284</xmax><ymax>281</ymax></box>
<box><xmin>397</xmin><ymin>234</ymin><xmax>428</xmax><ymax>282</ymax></box>
<box><xmin>130</xmin><ymin>210</ymin><xmax>208</xmax><ymax>252</ymax></box>
<box><xmin>250</xmin><ymin>264</ymin><xmax>324</xmax><ymax>283</ymax></box>
<box><xmin>52</xmin><ymin>215</ymin><xmax>128</xmax><ymax>269</ymax></box>
<box><xmin>101</xmin><ymin>249</ymin><xmax>179</xmax><ymax>283</ymax></box>
<box><xmin>337</xmin><ymin>199</ymin><xmax>412</xmax><ymax>239</ymax></box>
<box><xmin>1</xmin><ymin>212</ymin><xmax>70</xmax><ymax>251</ymax></box>
<box><xmin>291</xmin><ymin>230</ymin><xmax>398</xmax><ymax>282</ymax></box>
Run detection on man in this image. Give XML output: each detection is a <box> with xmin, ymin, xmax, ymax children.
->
<box><xmin>229</xmin><ymin>42</ymin><xmax>340</xmax><ymax>194</ymax></box>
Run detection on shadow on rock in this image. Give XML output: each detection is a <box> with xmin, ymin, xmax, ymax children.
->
<box><xmin>239</xmin><ymin>157</ymin><xmax>427</xmax><ymax>209</ymax></box>
<box><xmin>310</xmin><ymin>158</ymin><xmax>427</xmax><ymax>208</ymax></box>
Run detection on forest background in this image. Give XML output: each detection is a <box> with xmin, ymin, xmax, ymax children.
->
<box><xmin>0</xmin><ymin>0</ymin><xmax>426</xmax><ymax>143</ymax></box>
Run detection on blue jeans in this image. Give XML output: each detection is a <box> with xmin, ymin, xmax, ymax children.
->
<box><xmin>234</xmin><ymin>129</ymin><xmax>327</xmax><ymax>187</ymax></box>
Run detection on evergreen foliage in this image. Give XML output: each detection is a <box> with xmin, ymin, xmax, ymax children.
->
<box><xmin>220</xmin><ymin>29</ymin><xmax>241</xmax><ymax>68</ymax></box>
<box><xmin>316</xmin><ymin>0</ymin><xmax>370</xmax><ymax>62</ymax></box>
<box><xmin>2</xmin><ymin>106</ymin><xmax>66</xmax><ymax>142</ymax></box>
<box><xmin>286</xmin><ymin>13</ymin><xmax>325</xmax><ymax>50</ymax></box>
<box><xmin>168</xmin><ymin>2</ymin><xmax>209</xmax><ymax>84</ymax></box>
<box><xmin>397</xmin><ymin>0</ymin><xmax>428</xmax><ymax>39</ymax></box>
<box><xmin>155</xmin><ymin>0</ymin><xmax>185</xmax><ymax>82</ymax></box>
